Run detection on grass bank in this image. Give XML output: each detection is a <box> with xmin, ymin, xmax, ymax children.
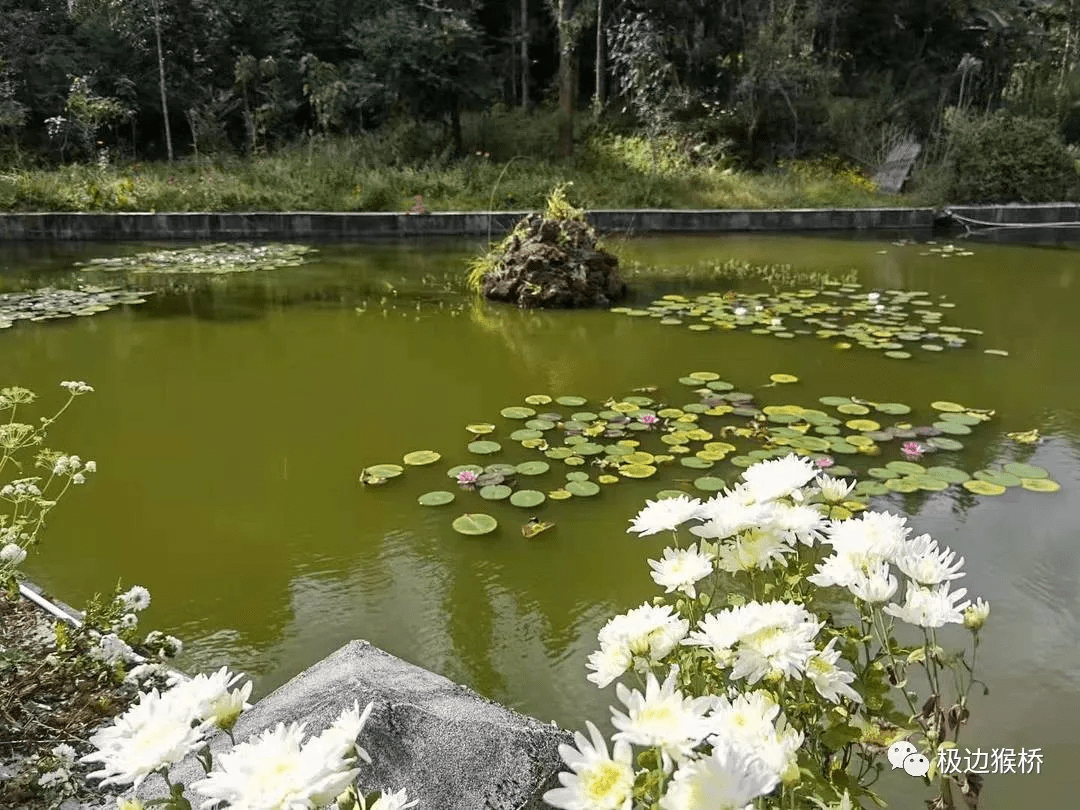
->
<box><xmin>0</xmin><ymin>130</ymin><xmax>926</xmax><ymax>214</ymax></box>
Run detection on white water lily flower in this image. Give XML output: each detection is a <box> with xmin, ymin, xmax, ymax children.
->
<box><xmin>120</xmin><ymin>585</ymin><xmax>151</xmax><ymax>612</ymax></box>
<box><xmin>846</xmin><ymin>560</ymin><xmax>899</xmax><ymax>604</ymax></box>
<box><xmin>894</xmin><ymin>534</ymin><xmax>965</xmax><ymax>586</ymax></box>
<box><xmin>659</xmin><ymin>739</ymin><xmax>779</xmax><ymax>810</ymax></box>
<box><xmin>191</xmin><ymin>720</ymin><xmax>360</xmax><ymax>810</ymax></box>
<box><xmin>543</xmin><ymin>721</ymin><xmax>634</xmax><ymax>810</ymax></box>
<box><xmin>81</xmin><ymin>689</ymin><xmax>213</xmax><ymax>789</ymax></box>
<box><xmin>816</xmin><ymin>474</ymin><xmax>856</xmax><ymax>503</ymax></box>
<box><xmin>963</xmin><ymin>597</ymin><xmax>990</xmax><ymax>631</ymax></box>
<box><xmin>884</xmin><ymin>583</ymin><xmax>971</xmax><ymax>628</ymax></box>
<box><xmin>739</xmin><ymin>454</ymin><xmax>818</xmax><ymax>503</ymax></box>
<box><xmin>611</xmin><ymin>669</ymin><xmax>714</xmax><ymax>767</ymax></box>
<box><xmin>628</xmin><ymin>495</ymin><xmax>702</xmax><ymax>536</ymax></box>
<box><xmin>805</xmin><ymin>639</ymin><xmax>861</xmax><ymax>704</ymax></box>
<box><xmin>713</xmin><ymin>528</ymin><xmax>794</xmax><ymax>573</ymax></box>
<box><xmin>648</xmin><ymin>543</ymin><xmax>714</xmax><ymax>598</ymax></box>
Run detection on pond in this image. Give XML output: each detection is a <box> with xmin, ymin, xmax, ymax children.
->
<box><xmin>3</xmin><ymin>232</ymin><xmax>1079</xmax><ymax>809</ymax></box>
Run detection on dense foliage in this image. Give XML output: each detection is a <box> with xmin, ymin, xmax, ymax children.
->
<box><xmin>3</xmin><ymin>0</ymin><xmax>1080</xmax><ymax>200</ymax></box>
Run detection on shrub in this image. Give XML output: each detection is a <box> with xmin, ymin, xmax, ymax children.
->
<box><xmin>944</xmin><ymin>111</ymin><xmax>1080</xmax><ymax>203</ymax></box>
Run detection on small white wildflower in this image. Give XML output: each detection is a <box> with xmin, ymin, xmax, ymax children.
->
<box><xmin>0</xmin><ymin>543</ymin><xmax>27</xmax><ymax>565</ymax></box>
<box><xmin>72</xmin><ymin>472</ymin><xmax>86</xmax><ymax>485</ymax></box>
<box><xmin>60</xmin><ymin>381</ymin><xmax>94</xmax><ymax>394</ymax></box>
<box><xmin>84</xmin><ymin>460</ymin><xmax>97</xmax><ymax>473</ymax></box>
<box><xmin>51</xmin><ymin>744</ymin><xmax>77</xmax><ymax>764</ymax></box>
<box><xmin>117</xmin><ymin>613</ymin><xmax>139</xmax><ymax>630</ymax></box>
<box><xmin>38</xmin><ymin>768</ymin><xmax>70</xmax><ymax>789</ymax></box>
<box><xmin>120</xmin><ymin>585</ymin><xmax>151</xmax><ymax>612</ymax></box>
<box><xmin>963</xmin><ymin>597</ymin><xmax>990</xmax><ymax>631</ymax></box>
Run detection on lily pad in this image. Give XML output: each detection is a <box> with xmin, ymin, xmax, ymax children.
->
<box><xmin>884</xmin><ymin>351</ymin><xmax>912</xmax><ymax>359</ymax></box>
<box><xmin>931</xmin><ymin>401</ymin><xmax>966</xmax><ymax>413</ymax></box>
<box><xmin>548</xmin><ymin>489</ymin><xmax>573</xmax><ymax>500</ymax></box>
<box><xmin>928</xmin><ymin>437</ymin><xmax>965</xmax><ymax>451</ymax></box>
<box><xmin>446</xmin><ymin>464</ymin><xmax>483</xmax><ymax>479</ymax></box>
<box><xmin>468</xmin><ymin>440</ymin><xmax>502</xmax><ymax>455</ymax></box>
<box><xmin>680</xmin><ymin>457</ymin><xmax>714</xmax><ymax>469</ymax></box>
<box><xmin>510</xmin><ymin>429</ymin><xmax>544</xmax><ymax>442</ymax></box>
<box><xmin>524</xmin><ymin>394</ymin><xmax>552</xmax><ymax>405</ymax></box>
<box><xmin>770</xmin><ymin>373</ymin><xmax>799</xmax><ymax>384</ymax></box>
<box><xmin>886</xmin><ymin>460</ymin><xmax>926</xmax><ymax>475</ymax></box>
<box><xmin>418</xmin><ymin>491</ymin><xmax>455</xmax><ymax>506</ymax></box>
<box><xmin>555</xmin><ymin>396</ymin><xmax>587</xmax><ymax>406</ymax></box>
<box><xmin>875</xmin><ymin>403</ymin><xmax>912</xmax><ymax>415</ymax></box>
<box><xmin>515</xmin><ymin>461</ymin><xmax>551</xmax><ymax>476</ymax></box>
<box><xmin>501</xmin><ymin>406</ymin><xmax>536</xmax><ymax>419</ymax></box>
<box><xmin>693</xmin><ymin>476</ymin><xmax>726</xmax><ymax>491</ymax></box>
<box><xmin>403</xmin><ymin>450</ymin><xmax>441</xmax><ymax>466</ymax></box>
<box><xmin>925</xmin><ymin>466</ymin><xmax>971</xmax><ymax>484</ymax></box>
<box><xmin>452</xmin><ymin>513</ymin><xmax>498</xmax><ymax>535</ymax></box>
<box><xmin>845</xmin><ymin>419</ymin><xmax>881</xmax><ymax>432</ymax></box>
<box><xmin>479</xmin><ymin>485</ymin><xmax>512</xmax><ymax>500</ymax></box>
<box><xmin>974</xmin><ymin>470</ymin><xmax>1022</xmax><ymax>488</ymax></box>
<box><xmin>962</xmin><ymin>480</ymin><xmax>1006</xmax><ymax>496</ymax></box>
<box><xmin>363</xmin><ymin>464</ymin><xmax>404</xmax><ymax>479</ymax></box>
<box><xmin>598</xmin><ymin>474</ymin><xmax>620</xmax><ymax>484</ymax></box>
<box><xmin>566</xmin><ymin>480</ymin><xmax>600</xmax><ymax>497</ymax></box>
<box><xmin>620</xmin><ymin>464</ymin><xmax>657</xmax><ymax>478</ymax></box>
<box><xmin>510</xmin><ymin>489</ymin><xmax>546</xmax><ymax>507</ymax></box>
<box><xmin>689</xmin><ymin>371</ymin><xmax>721</xmax><ymax>381</ymax></box>
<box><xmin>1003</xmin><ymin>462</ymin><xmax>1048</xmax><ymax>479</ymax></box>
<box><xmin>465</xmin><ymin>424</ymin><xmax>496</xmax><ymax>435</ymax></box>
<box><xmin>932</xmin><ymin>421</ymin><xmax>972</xmax><ymax>435</ymax></box>
<box><xmin>836</xmin><ymin>403</ymin><xmax>870</xmax><ymax>415</ymax></box>
<box><xmin>1021</xmin><ymin>478</ymin><xmax>1060</xmax><ymax>492</ymax></box>
<box><xmin>885</xmin><ymin>477</ymin><xmax>919</xmax><ymax>493</ymax></box>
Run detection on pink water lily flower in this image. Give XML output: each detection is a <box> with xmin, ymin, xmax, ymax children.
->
<box><xmin>901</xmin><ymin>441</ymin><xmax>924</xmax><ymax>459</ymax></box>
<box><xmin>815</xmin><ymin>456</ymin><xmax>834</xmax><ymax>468</ymax></box>
<box><xmin>456</xmin><ymin>470</ymin><xmax>479</xmax><ymax>485</ymax></box>
<box><xmin>638</xmin><ymin>413</ymin><xmax>659</xmax><ymax>426</ymax></box>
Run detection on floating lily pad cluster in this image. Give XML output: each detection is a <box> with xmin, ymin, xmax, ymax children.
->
<box><xmin>75</xmin><ymin>243</ymin><xmax>317</xmax><ymax>275</ymax></box>
<box><xmin>0</xmin><ymin>286</ymin><xmax>152</xmax><ymax>330</ymax></box>
<box><xmin>360</xmin><ymin>372</ymin><xmax>1059</xmax><ymax>536</ymax></box>
<box><xmin>610</xmin><ymin>280</ymin><xmax>1009</xmax><ymax>357</ymax></box>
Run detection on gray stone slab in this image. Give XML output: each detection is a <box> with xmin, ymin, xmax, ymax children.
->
<box><xmin>135</xmin><ymin>640</ymin><xmax>572</xmax><ymax>810</ymax></box>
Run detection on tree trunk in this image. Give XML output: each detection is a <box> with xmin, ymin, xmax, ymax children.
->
<box><xmin>152</xmin><ymin>0</ymin><xmax>173</xmax><ymax>162</ymax></box>
<box><xmin>557</xmin><ymin>0</ymin><xmax>574</xmax><ymax>157</ymax></box>
<box><xmin>593</xmin><ymin>0</ymin><xmax>604</xmax><ymax>112</ymax></box>
<box><xmin>520</xmin><ymin>0</ymin><xmax>529</xmax><ymax>109</ymax></box>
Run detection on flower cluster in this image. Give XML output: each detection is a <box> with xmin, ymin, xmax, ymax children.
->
<box><xmin>549</xmin><ymin>453</ymin><xmax>991</xmax><ymax>810</ymax></box>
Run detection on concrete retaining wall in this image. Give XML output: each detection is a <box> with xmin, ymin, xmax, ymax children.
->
<box><xmin>0</xmin><ymin>207</ymin><xmax>935</xmax><ymax>241</ymax></box>
<box><xmin>944</xmin><ymin>203</ymin><xmax>1080</xmax><ymax>225</ymax></box>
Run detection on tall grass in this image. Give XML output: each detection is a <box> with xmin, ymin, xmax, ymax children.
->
<box><xmin>0</xmin><ymin>111</ymin><xmax>905</xmax><ymax>213</ymax></box>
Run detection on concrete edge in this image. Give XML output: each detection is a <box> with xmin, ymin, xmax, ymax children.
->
<box><xmin>0</xmin><ymin>208</ymin><xmax>937</xmax><ymax>241</ymax></box>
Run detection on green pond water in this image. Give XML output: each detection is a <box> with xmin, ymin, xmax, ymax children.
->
<box><xmin>3</xmin><ymin>232</ymin><xmax>1079</xmax><ymax>808</ymax></box>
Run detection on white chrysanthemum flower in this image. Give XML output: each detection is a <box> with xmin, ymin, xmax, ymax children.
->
<box><xmin>963</xmin><ymin>597</ymin><xmax>990</xmax><ymax>631</ymax></box>
<box><xmin>732</xmin><ymin>619</ymin><xmax>819</xmax><ymax>684</ymax></box>
<box><xmin>611</xmin><ymin>670</ymin><xmax>714</xmax><ymax>767</ymax></box>
<box><xmin>824</xmin><ymin>511</ymin><xmax>910</xmax><ymax>561</ymax></box>
<box><xmin>38</xmin><ymin>768</ymin><xmax>70</xmax><ymax>788</ymax></box>
<box><xmin>117</xmin><ymin>613</ymin><xmax>139</xmax><ymax>630</ymax></box>
<box><xmin>51</xmin><ymin>743</ymin><xmax>77</xmax><ymax>764</ymax></box>
<box><xmin>884</xmin><ymin>584</ymin><xmax>971</xmax><ymax>628</ymax></box>
<box><xmin>120</xmin><ymin>585</ymin><xmax>151</xmax><ymax>612</ymax></box>
<box><xmin>81</xmin><ymin>689</ymin><xmax>213</xmax><ymax>789</ymax></box>
<box><xmin>191</xmin><ymin>720</ymin><xmax>360</xmax><ymax>810</ymax></box>
<box><xmin>543</xmin><ymin>721</ymin><xmax>634</xmax><ymax>810</ymax></box>
<box><xmin>165</xmin><ymin>666</ymin><xmax>252</xmax><ymax>731</ymax></box>
<box><xmin>586</xmin><ymin>645</ymin><xmax>634</xmax><ymax>688</ymax></box>
<box><xmin>894</xmin><ymin>534</ymin><xmax>965</xmax><ymax>586</ymax></box>
<box><xmin>305</xmin><ymin>701</ymin><xmax>375</xmax><ymax>769</ymax></box>
<box><xmin>690</xmin><ymin>492</ymin><xmax>774</xmax><ymax>541</ymax></box>
<box><xmin>91</xmin><ymin>633</ymin><xmax>134</xmax><ymax>665</ymax></box>
<box><xmin>846</xmin><ymin>561</ymin><xmax>899</xmax><ymax>604</ymax></box>
<box><xmin>369</xmin><ymin>789</ymin><xmax>419</xmax><ymax>810</ymax></box>
<box><xmin>648</xmin><ymin>544</ymin><xmax>714</xmax><ymax>598</ymax></box>
<box><xmin>706</xmin><ymin>691</ymin><xmax>801</xmax><ymax>785</ymax></box>
<box><xmin>768</xmin><ymin>502</ymin><xmax>827</xmax><ymax>546</ymax></box>
<box><xmin>681</xmin><ymin>610</ymin><xmax>744</xmax><ymax>667</ymax></box>
<box><xmin>816</xmin><ymin>474</ymin><xmax>856</xmax><ymax>503</ymax></box>
<box><xmin>597</xmin><ymin>603</ymin><xmax>689</xmax><ymax>662</ymax></box>
<box><xmin>0</xmin><ymin>542</ymin><xmax>26</xmax><ymax>566</ymax></box>
<box><xmin>805</xmin><ymin>639</ymin><xmax>861</xmax><ymax>704</ymax></box>
<box><xmin>659</xmin><ymin>740</ymin><xmax>779</xmax><ymax>810</ymax></box>
<box><xmin>714</xmin><ymin>528</ymin><xmax>794</xmax><ymax>573</ymax></box>
<box><xmin>628</xmin><ymin>495</ymin><xmax>703</xmax><ymax>536</ymax></box>
<box><xmin>739</xmin><ymin>454</ymin><xmax>818</xmax><ymax>503</ymax></box>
